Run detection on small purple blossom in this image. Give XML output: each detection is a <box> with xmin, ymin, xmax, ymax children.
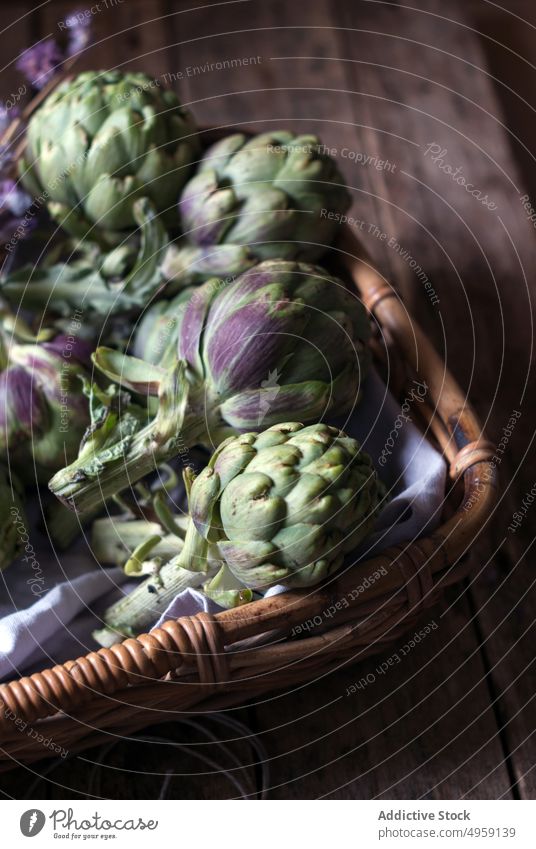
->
<box><xmin>65</xmin><ymin>12</ymin><xmax>92</xmax><ymax>56</ymax></box>
<box><xmin>0</xmin><ymin>180</ymin><xmax>31</xmax><ymax>217</ymax></box>
<box><xmin>0</xmin><ymin>178</ymin><xmax>33</xmax><ymax>246</ymax></box>
<box><xmin>0</xmin><ymin>104</ymin><xmax>19</xmax><ymax>138</ymax></box>
<box><xmin>16</xmin><ymin>39</ymin><xmax>64</xmax><ymax>90</ymax></box>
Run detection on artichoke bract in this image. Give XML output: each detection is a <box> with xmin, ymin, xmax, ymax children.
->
<box><xmin>132</xmin><ymin>285</ymin><xmax>195</xmax><ymax>366</ymax></box>
<box><xmin>96</xmin><ymin>421</ymin><xmax>384</xmax><ymax>642</ymax></box>
<box><xmin>20</xmin><ymin>70</ymin><xmax>199</xmax><ymax>236</ymax></box>
<box><xmin>0</xmin><ymin>323</ymin><xmax>91</xmax><ymax>480</ymax></box>
<box><xmin>163</xmin><ymin>131</ymin><xmax>351</xmax><ymax>282</ymax></box>
<box><xmin>49</xmin><ymin>260</ymin><xmax>370</xmax><ymax>513</ymax></box>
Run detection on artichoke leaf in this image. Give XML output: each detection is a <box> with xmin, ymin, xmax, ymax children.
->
<box><xmin>203</xmin><ymin>564</ymin><xmax>253</xmax><ymax>609</ymax></box>
<box><xmin>92</xmin><ymin>347</ymin><xmax>166</xmax><ymax>395</ymax></box>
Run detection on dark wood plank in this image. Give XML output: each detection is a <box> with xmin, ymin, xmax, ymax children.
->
<box><xmin>0</xmin><ymin>713</ymin><xmax>264</xmax><ymax>799</ymax></box>
<box><xmin>0</xmin><ymin>2</ymin><xmax>33</xmax><ymax>90</ymax></box>
<box><xmin>468</xmin><ymin>539</ymin><xmax>536</xmax><ymax>799</ymax></box>
<box><xmin>166</xmin><ymin>0</ymin><xmax>360</xmax><ymax>151</ymax></box>
<box><xmin>470</xmin><ymin>0</ymin><xmax>536</xmax><ymax>201</ymax></box>
<box><xmin>467</xmin><ymin>8</ymin><xmax>536</xmax><ymax>787</ymax></box>
<box><xmin>334</xmin><ymin>0</ymin><xmax>536</xmax><ymax>798</ymax></box>
<box><xmin>249</xmin><ymin>593</ymin><xmax>510</xmax><ymax>799</ymax></box>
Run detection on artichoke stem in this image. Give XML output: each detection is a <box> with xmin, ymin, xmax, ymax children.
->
<box><xmin>48</xmin><ymin>414</ymin><xmax>207</xmax><ymax>516</ymax></box>
<box><xmin>98</xmin><ymin>555</ymin><xmax>218</xmax><ymax>639</ymax></box>
<box><xmin>47</xmin><ymin>501</ymin><xmax>102</xmax><ymax>550</ymax></box>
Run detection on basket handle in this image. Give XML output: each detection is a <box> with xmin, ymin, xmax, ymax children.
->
<box><xmin>338</xmin><ymin>225</ymin><xmax>497</xmax><ymax>544</ymax></box>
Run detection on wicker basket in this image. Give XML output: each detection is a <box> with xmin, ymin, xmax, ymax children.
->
<box><xmin>0</xmin><ymin>220</ymin><xmax>497</xmax><ymax>769</ymax></box>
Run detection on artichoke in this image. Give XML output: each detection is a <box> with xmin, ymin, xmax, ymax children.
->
<box><xmin>96</xmin><ymin>422</ymin><xmax>384</xmax><ymax>641</ymax></box>
<box><xmin>20</xmin><ymin>70</ymin><xmax>199</xmax><ymax>237</ymax></box>
<box><xmin>185</xmin><ymin>421</ymin><xmax>385</xmax><ymax>589</ymax></box>
<box><xmin>162</xmin><ymin>131</ymin><xmax>351</xmax><ymax>283</ymax></box>
<box><xmin>0</xmin><ymin>318</ymin><xmax>91</xmax><ymax>480</ymax></box>
<box><xmin>49</xmin><ymin>260</ymin><xmax>370</xmax><ymax>513</ymax></box>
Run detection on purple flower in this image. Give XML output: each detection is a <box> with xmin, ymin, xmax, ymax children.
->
<box><xmin>0</xmin><ymin>179</ymin><xmax>31</xmax><ymax>217</ymax></box>
<box><xmin>65</xmin><ymin>12</ymin><xmax>92</xmax><ymax>56</ymax></box>
<box><xmin>0</xmin><ymin>178</ymin><xmax>33</xmax><ymax>245</ymax></box>
<box><xmin>0</xmin><ymin>103</ymin><xmax>19</xmax><ymax>138</ymax></box>
<box><xmin>16</xmin><ymin>39</ymin><xmax>64</xmax><ymax>90</ymax></box>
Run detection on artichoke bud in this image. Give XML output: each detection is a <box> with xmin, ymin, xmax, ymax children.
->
<box><xmin>177</xmin><ymin>421</ymin><xmax>385</xmax><ymax>594</ymax></box>
<box><xmin>171</xmin><ymin>130</ymin><xmax>352</xmax><ymax>283</ymax></box>
<box><xmin>50</xmin><ymin>261</ymin><xmax>371</xmax><ymax>513</ymax></box>
<box><xmin>177</xmin><ymin>259</ymin><xmax>371</xmax><ymax>442</ymax></box>
<box><xmin>161</xmin><ymin>242</ymin><xmax>256</xmax><ymax>283</ymax></box>
<box><xmin>21</xmin><ymin>70</ymin><xmax>199</xmax><ymax>237</ymax></box>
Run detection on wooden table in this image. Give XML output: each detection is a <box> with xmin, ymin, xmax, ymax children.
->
<box><xmin>0</xmin><ymin>0</ymin><xmax>535</xmax><ymax>799</ymax></box>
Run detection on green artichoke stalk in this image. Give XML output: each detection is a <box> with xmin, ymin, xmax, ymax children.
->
<box><xmin>49</xmin><ymin>260</ymin><xmax>371</xmax><ymax>513</ymax></box>
<box><xmin>97</xmin><ymin>422</ymin><xmax>384</xmax><ymax>642</ymax></box>
<box><xmin>1</xmin><ymin>198</ymin><xmax>170</xmax><ymax>317</ymax></box>
<box><xmin>162</xmin><ymin>131</ymin><xmax>351</xmax><ymax>283</ymax></box>
<box><xmin>20</xmin><ymin>70</ymin><xmax>199</xmax><ymax>238</ymax></box>
<box><xmin>91</xmin><ymin>462</ymin><xmax>189</xmax><ymax>574</ymax></box>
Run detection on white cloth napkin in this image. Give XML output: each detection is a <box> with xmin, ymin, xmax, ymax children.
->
<box><xmin>0</xmin><ymin>370</ymin><xmax>446</xmax><ymax>681</ymax></box>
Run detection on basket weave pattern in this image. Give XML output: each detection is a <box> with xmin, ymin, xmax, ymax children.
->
<box><xmin>0</xmin><ymin>227</ymin><xmax>497</xmax><ymax>768</ymax></box>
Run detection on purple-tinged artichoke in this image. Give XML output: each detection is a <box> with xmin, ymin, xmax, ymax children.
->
<box><xmin>49</xmin><ymin>259</ymin><xmax>370</xmax><ymax>513</ymax></box>
<box><xmin>162</xmin><ymin>131</ymin><xmax>351</xmax><ymax>283</ymax></box>
<box><xmin>0</xmin><ymin>321</ymin><xmax>91</xmax><ymax>480</ymax></box>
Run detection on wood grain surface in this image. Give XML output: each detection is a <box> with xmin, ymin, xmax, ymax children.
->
<box><xmin>0</xmin><ymin>0</ymin><xmax>534</xmax><ymax>799</ymax></box>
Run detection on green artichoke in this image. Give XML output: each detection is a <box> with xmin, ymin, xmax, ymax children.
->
<box><xmin>184</xmin><ymin>421</ymin><xmax>384</xmax><ymax>589</ymax></box>
<box><xmin>162</xmin><ymin>131</ymin><xmax>351</xmax><ymax>283</ymax></box>
<box><xmin>49</xmin><ymin>260</ymin><xmax>370</xmax><ymax>513</ymax></box>
<box><xmin>20</xmin><ymin>70</ymin><xmax>199</xmax><ymax>237</ymax></box>
<box><xmin>96</xmin><ymin>422</ymin><xmax>384</xmax><ymax>642</ymax></box>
